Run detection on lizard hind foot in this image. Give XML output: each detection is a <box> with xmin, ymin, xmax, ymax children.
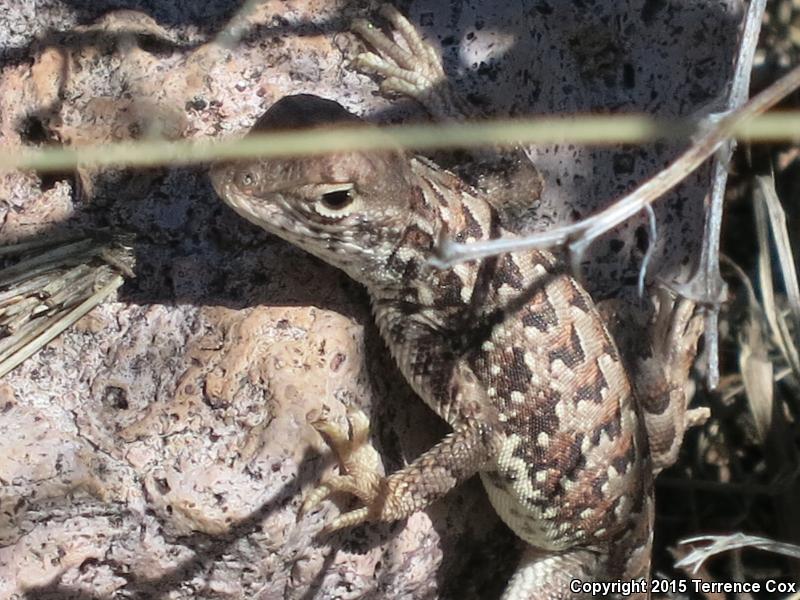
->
<box><xmin>300</xmin><ymin>406</ymin><xmax>385</xmax><ymax>532</ymax></box>
<box><xmin>637</xmin><ymin>293</ymin><xmax>710</xmax><ymax>472</ymax></box>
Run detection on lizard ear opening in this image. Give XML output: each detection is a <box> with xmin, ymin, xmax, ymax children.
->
<box><xmin>234</xmin><ymin>169</ymin><xmax>259</xmax><ymax>192</ymax></box>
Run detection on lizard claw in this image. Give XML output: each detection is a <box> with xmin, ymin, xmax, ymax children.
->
<box><xmin>301</xmin><ymin>406</ymin><xmax>384</xmax><ymax>532</ymax></box>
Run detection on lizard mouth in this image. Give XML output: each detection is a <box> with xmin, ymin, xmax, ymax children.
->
<box><xmin>208</xmin><ymin>163</ymin><xmax>237</xmax><ymax>201</ymax></box>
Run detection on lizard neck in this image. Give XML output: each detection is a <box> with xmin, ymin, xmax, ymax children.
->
<box><xmin>365</xmin><ymin>155</ymin><xmax>499</xmax><ymax>311</ymax></box>
<box><xmin>364</xmin><ymin>156</ymin><xmax>517</xmax><ymax>424</ymax></box>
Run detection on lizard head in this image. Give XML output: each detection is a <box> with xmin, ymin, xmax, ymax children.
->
<box><xmin>210</xmin><ymin>94</ymin><xmax>427</xmax><ymax>288</ymax></box>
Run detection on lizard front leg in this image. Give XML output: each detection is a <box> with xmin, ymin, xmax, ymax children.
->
<box><xmin>303</xmin><ymin>405</ymin><xmax>498</xmax><ymax>532</ymax></box>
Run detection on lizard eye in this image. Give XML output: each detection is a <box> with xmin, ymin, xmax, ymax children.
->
<box><xmin>320</xmin><ymin>188</ymin><xmax>354</xmax><ymax>210</ymax></box>
<box><xmin>300</xmin><ymin>183</ymin><xmax>359</xmax><ymax>219</ymax></box>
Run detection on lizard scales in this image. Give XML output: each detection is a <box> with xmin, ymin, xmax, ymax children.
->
<box><xmin>211</xmin><ymin>94</ymin><xmax>653</xmax><ymax>598</ymax></box>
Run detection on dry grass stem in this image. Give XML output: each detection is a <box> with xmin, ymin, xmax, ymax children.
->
<box><xmin>0</xmin><ymin>232</ymin><xmax>136</xmax><ymax>378</ymax></box>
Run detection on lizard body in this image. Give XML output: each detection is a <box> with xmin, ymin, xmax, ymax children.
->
<box><xmin>211</xmin><ymin>95</ymin><xmax>652</xmax><ymax>598</ymax></box>
<box><xmin>209</xmin><ymin>6</ymin><xmax>706</xmax><ymax>597</ymax></box>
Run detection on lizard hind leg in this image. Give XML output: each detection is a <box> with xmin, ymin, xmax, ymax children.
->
<box><xmin>636</xmin><ymin>293</ymin><xmax>711</xmax><ymax>473</ymax></box>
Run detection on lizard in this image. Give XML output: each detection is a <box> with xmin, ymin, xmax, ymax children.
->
<box><xmin>209</xmin><ymin>5</ymin><xmax>708</xmax><ymax>598</ymax></box>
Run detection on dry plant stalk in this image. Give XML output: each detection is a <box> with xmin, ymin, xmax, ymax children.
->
<box><xmin>677</xmin><ymin>533</ymin><xmax>800</xmax><ymax>575</ymax></box>
<box><xmin>430</xmin><ymin>64</ymin><xmax>800</xmax><ymax>270</ymax></box>
<box><xmin>0</xmin><ymin>231</ymin><xmax>136</xmax><ymax>378</ymax></box>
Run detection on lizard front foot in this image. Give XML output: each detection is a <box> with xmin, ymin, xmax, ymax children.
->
<box><xmin>301</xmin><ymin>405</ymin><xmax>384</xmax><ymax>532</ymax></box>
<box><xmin>352</xmin><ymin>4</ymin><xmax>464</xmax><ymax>120</ymax></box>
<box><xmin>302</xmin><ymin>402</ymin><xmax>496</xmax><ymax>534</ymax></box>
